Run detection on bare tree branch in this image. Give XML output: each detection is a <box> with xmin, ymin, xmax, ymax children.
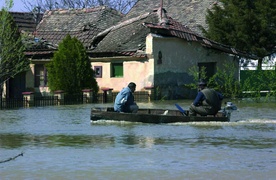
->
<box><xmin>22</xmin><ymin>0</ymin><xmax>138</xmax><ymax>14</ymax></box>
<box><xmin>0</xmin><ymin>152</ymin><xmax>24</xmax><ymax>163</ymax></box>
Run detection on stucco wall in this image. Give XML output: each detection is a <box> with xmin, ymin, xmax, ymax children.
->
<box><xmin>148</xmin><ymin>33</ymin><xmax>238</xmax><ymax>99</ymax></box>
<box><xmin>25</xmin><ymin>63</ymin><xmax>50</xmax><ymax>94</ymax></box>
<box><xmin>92</xmin><ymin>58</ymin><xmax>154</xmax><ymax>92</ymax></box>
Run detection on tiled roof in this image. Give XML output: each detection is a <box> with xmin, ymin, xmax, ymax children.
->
<box><xmin>144</xmin><ymin>17</ymin><xmax>254</xmax><ymax>58</ymax></box>
<box><xmin>92</xmin><ymin>8</ymin><xmax>256</xmax><ymax>59</ymax></box>
<box><xmin>10</xmin><ymin>12</ymin><xmax>43</xmax><ymax>32</ymax></box>
<box><xmin>23</xmin><ymin>26</ymin><xmax>102</xmax><ymax>51</ymax></box>
<box><xmin>23</xmin><ymin>32</ymin><xmax>58</xmax><ymax>51</ymax></box>
<box><xmin>25</xmin><ymin>50</ymin><xmax>54</xmax><ymax>56</ymax></box>
<box><xmin>91</xmin><ymin>12</ymin><xmax>157</xmax><ymax>53</ymax></box>
<box><xmin>24</xmin><ymin>6</ymin><xmax>122</xmax><ymax>52</ymax></box>
<box><xmin>27</xmin><ymin>6</ymin><xmax>123</xmax><ymax>51</ymax></box>
<box><xmin>35</xmin><ymin>27</ymin><xmax>102</xmax><ymax>48</ymax></box>
<box><xmin>36</xmin><ymin>31</ymin><xmax>71</xmax><ymax>46</ymax></box>
<box><xmin>124</xmin><ymin>0</ymin><xmax>219</xmax><ymax>35</ymax></box>
<box><xmin>37</xmin><ymin>6</ymin><xmax>123</xmax><ymax>32</ymax></box>
<box><xmin>25</xmin><ymin>4</ymin><xmax>255</xmax><ymax>59</ymax></box>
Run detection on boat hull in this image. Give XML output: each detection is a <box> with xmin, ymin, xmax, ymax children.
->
<box><xmin>90</xmin><ymin>107</ymin><xmax>229</xmax><ymax>123</ymax></box>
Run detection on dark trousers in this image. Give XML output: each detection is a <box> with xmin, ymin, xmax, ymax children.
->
<box><xmin>189</xmin><ymin>104</ymin><xmax>219</xmax><ymax>116</ymax></box>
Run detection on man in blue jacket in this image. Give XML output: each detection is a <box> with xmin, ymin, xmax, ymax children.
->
<box><xmin>114</xmin><ymin>82</ymin><xmax>139</xmax><ymax>113</ymax></box>
<box><xmin>189</xmin><ymin>79</ymin><xmax>223</xmax><ymax>116</ymax></box>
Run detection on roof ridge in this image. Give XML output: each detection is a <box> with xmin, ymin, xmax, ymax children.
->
<box><xmin>43</xmin><ymin>6</ymin><xmax>115</xmax><ymax>16</ymax></box>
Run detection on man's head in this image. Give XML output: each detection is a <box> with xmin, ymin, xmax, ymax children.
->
<box><xmin>198</xmin><ymin>79</ymin><xmax>207</xmax><ymax>90</ymax></box>
<box><xmin>128</xmin><ymin>82</ymin><xmax>136</xmax><ymax>93</ymax></box>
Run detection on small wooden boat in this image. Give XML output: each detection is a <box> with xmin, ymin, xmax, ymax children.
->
<box><xmin>90</xmin><ymin>102</ymin><xmax>237</xmax><ymax>123</ymax></box>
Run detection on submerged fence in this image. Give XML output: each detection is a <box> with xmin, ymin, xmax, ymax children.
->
<box><xmin>0</xmin><ymin>91</ymin><xmax>91</xmax><ymax>110</ymax></box>
<box><xmin>0</xmin><ymin>90</ymin><xmax>151</xmax><ymax>110</ymax></box>
<box><xmin>0</xmin><ymin>95</ymin><xmax>85</xmax><ymax>110</ymax></box>
<box><xmin>0</xmin><ymin>97</ymin><xmax>24</xmax><ymax>109</ymax></box>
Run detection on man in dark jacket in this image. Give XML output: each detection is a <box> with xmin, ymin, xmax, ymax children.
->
<box><xmin>189</xmin><ymin>80</ymin><xmax>223</xmax><ymax>116</ymax></box>
<box><xmin>114</xmin><ymin>82</ymin><xmax>139</xmax><ymax>113</ymax></box>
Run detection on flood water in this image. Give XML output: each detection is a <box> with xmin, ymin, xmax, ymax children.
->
<box><xmin>1</xmin><ymin>100</ymin><xmax>276</xmax><ymax>180</ymax></box>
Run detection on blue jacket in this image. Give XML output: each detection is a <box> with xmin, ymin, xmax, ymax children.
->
<box><xmin>114</xmin><ymin>87</ymin><xmax>135</xmax><ymax>112</ymax></box>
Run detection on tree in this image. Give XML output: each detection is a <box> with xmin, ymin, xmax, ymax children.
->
<box><xmin>0</xmin><ymin>0</ymin><xmax>29</xmax><ymax>89</ymax></box>
<box><xmin>202</xmin><ymin>0</ymin><xmax>276</xmax><ymax>69</ymax></box>
<box><xmin>22</xmin><ymin>0</ymin><xmax>138</xmax><ymax>14</ymax></box>
<box><xmin>46</xmin><ymin>34</ymin><xmax>99</xmax><ymax>95</ymax></box>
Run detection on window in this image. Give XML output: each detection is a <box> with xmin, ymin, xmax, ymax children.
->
<box><xmin>35</xmin><ymin>64</ymin><xmax>47</xmax><ymax>87</ymax></box>
<box><xmin>111</xmin><ymin>63</ymin><xmax>123</xmax><ymax>77</ymax></box>
<box><xmin>94</xmin><ymin>66</ymin><xmax>102</xmax><ymax>78</ymax></box>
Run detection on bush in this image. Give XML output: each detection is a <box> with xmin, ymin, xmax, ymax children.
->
<box><xmin>46</xmin><ymin>34</ymin><xmax>99</xmax><ymax>95</ymax></box>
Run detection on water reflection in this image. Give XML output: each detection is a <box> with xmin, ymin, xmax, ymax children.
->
<box><xmin>3</xmin><ymin>131</ymin><xmax>275</xmax><ymax>150</ymax></box>
<box><xmin>195</xmin><ymin>136</ymin><xmax>276</xmax><ymax>149</ymax></box>
<box><xmin>0</xmin><ymin>133</ymin><xmax>115</xmax><ymax>148</ymax></box>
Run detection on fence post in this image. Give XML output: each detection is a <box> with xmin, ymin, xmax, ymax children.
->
<box><xmin>101</xmin><ymin>88</ymin><xmax>113</xmax><ymax>103</ymax></box>
<box><xmin>54</xmin><ymin>90</ymin><xmax>64</xmax><ymax>105</ymax></box>
<box><xmin>144</xmin><ymin>86</ymin><xmax>154</xmax><ymax>102</ymax></box>
<box><xmin>0</xmin><ymin>96</ymin><xmax>3</xmax><ymax>109</ymax></box>
<box><xmin>22</xmin><ymin>92</ymin><xmax>34</xmax><ymax>107</ymax></box>
<box><xmin>82</xmin><ymin>89</ymin><xmax>93</xmax><ymax>103</ymax></box>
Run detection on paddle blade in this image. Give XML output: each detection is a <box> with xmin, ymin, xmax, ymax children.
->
<box><xmin>175</xmin><ymin>103</ymin><xmax>187</xmax><ymax>116</ymax></box>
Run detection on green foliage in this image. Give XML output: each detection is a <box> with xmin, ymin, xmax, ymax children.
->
<box><xmin>208</xmin><ymin>63</ymin><xmax>241</xmax><ymax>99</ymax></box>
<box><xmin>188</xmin><ymin>62</ymin><xmax>276</xmax><ymax>102</ymax></box>
<box><xmin>187</xmin><ymin>66</ymin><xmax>208</xmax><ymax>90</ymax></box>
<box><xmin>241</xmin><ymin>68</ymin><xmax>276</xmax><ymax>102</ymax></box>
<box><xmin>46</xmin><ymin>34</ymin><xmax>99</xmax><ymax>95</ymax></box>
<box><xmin>202</xmin><ymin>0</ymin><xmax>276</xmax><ymax>68</ymax></box>
<box><xmin>188</xmin><ymin>63</ymin><xmax>241</xmax><ymax>99</ymax></box>
<box><xmin>0</xmin><ymin>3</ymin><xmax>29</xmax><ymax>86</ymax></box>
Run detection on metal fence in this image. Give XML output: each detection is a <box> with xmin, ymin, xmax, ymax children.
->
<box><xmin>0</xmin><ymin>91</ymin><xmax>150</xmax><ymax>110</ymax></box>
<box><xmin>64</xmin><ymin>94</ymin><xmax>84</xmax><ymax>105</ymax></box>
<box><xmin>0</xmin><ymin>95</ymin><xmax>86</xmax><ymax>110</ymax></box>
<box><xmin>109</xmin><ymin>91</ymin><xmax>150</xmax><ymax>103</ymax></box>
<box><xmin>0</xmin><ymin>97</ymin><xmax>24</xmax><ymax>109</ymax></box>
<box><xmin>34</xmin><ymin>96</ymin><xmax>58</xmax><ymax>107</ymax></box>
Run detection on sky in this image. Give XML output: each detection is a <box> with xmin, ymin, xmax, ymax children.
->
<box><xmin>0</xmin><ymin>0</ymin><xmax>28</xmax><ymax>12</ymax></box>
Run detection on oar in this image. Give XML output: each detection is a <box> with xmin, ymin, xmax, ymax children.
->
<box><xmin>175</xmin><ymin>103</ymin><xmax>188</xmax><ymax>116</ymax></box>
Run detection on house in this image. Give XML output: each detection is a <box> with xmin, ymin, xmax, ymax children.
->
<box><xmin>23</xmin><ymin>6</ymin><xmax>123</xmax><ymax>95</ymax></box>
<box><xmin>87</xmin><ymin>7</ymin><xmax>252</xmax><ymax>99</ymax></box>
<box><xmin>7</xmin><ymin>4</ymin><xmax>254</xmax><ymax>100</ymax></box>
<box><xmin>26</xmin><ymin>6</ymin><xmax>253</xmax><ymax>99</ymax></box>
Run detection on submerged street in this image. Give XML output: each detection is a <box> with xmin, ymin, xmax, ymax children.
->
<box><xmin>1</xmin><ymin>100</ymin><xmax>276</xmax><ymax>179</ymax></box>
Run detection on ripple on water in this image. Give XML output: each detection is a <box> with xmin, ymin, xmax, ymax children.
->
<box><xmin>1</xmin><ymin>103</ymin><xmax>276</xmax><ymax>179</ymax></box>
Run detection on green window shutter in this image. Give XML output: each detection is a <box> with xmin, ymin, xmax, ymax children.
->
<box><xmin>112</xmin><ymin>63</ymin><xmax>123</xmax><ymax>77</ymax></box>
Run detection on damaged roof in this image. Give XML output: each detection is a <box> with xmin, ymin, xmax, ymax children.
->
<box><xmin>35</xmin><ymin>27</ymin><xmax>102</xmax><ymax>48</ymax></box>
<box><xmin>124</xmin><ymin>0</ymin><xmax>219</xmax><ymax>36</ymax></box>
<box><xmin>27</xmin><ymin>5</ymin><xmax>255</xmax><ymax>59</ymax></box>
<box><xmin>91</xmin><ymin>12</ymin><xmax>158</xmax><ymax>53</ymax></box>
<box><xmin>91</xmin><ymin>8</ymin><xmax>256</xmax><ymax>59</ymax></box>
<box><xmin>26</xmin><ymin>6</ymin><xmax>122</xmax><ymax>52</ymax></box>
<box><xmin>37</xmin><ymin>6</ymin><xmax>123</xmax><ymax>32</ymax></box>
<box><xmin>10</xmin><ymin>11</ymin><xmax>43</xmax><ymax>32</ymax></box>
